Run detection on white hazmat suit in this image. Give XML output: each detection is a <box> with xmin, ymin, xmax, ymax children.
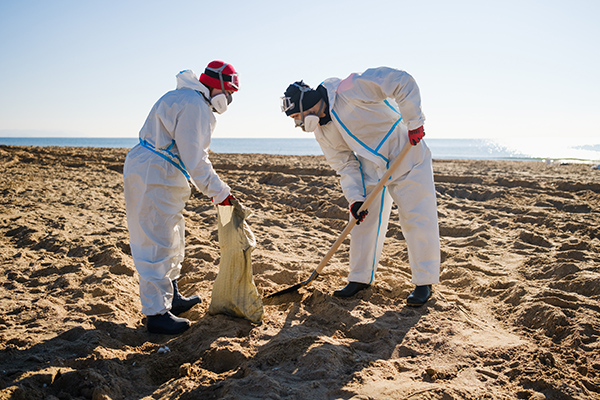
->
<box><xmin>315</xmin><ymin>67</ymin><xmax>440</xmax><ymax>286</ymax></box>
<box><xmin>123</xmin><ymin>70</ymin><xmax>230</xmax><ymax>316</ymax></box>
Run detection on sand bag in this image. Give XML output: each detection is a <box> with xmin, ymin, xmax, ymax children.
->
<box><xmin>209</xmin><ymin>200</ymin><xmax>263</xmax><ymax>323</ymax></box>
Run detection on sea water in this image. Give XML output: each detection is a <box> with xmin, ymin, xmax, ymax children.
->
<box><xmin>1</xmin><ymin>137</ymin><xmax>599</xmax><ymax>162</ymax></box>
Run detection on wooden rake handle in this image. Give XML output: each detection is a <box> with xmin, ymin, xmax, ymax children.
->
<box><xmin>313</xmin><ymin>140</ymin><xmax>414</xmax><ymax>275</ymax></box>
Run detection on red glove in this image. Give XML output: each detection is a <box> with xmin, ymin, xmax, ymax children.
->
<box><xmin>218</xmin><ymin>194</ymin><xmax>235</xmax><ymax>206</ymax></box>
<box><xmin>351</xmin><ymin>202</ymin><xmax>368</xmax><ymax>225</ymax></box>
<box><xmin>408</xmin><ymin>126</ymin><xmax>425</xmax><ymax>146</ymax></box>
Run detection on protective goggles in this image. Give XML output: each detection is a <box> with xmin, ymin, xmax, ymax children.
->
<box><xmin>280</xmin><ymin>83</ymin><xmax>311</xmax><ymax>114</ymax></box>
<box><xmin>205</xmin><ymin>64</ymin><xmax>239</xmax><ymax>90</ymax></box>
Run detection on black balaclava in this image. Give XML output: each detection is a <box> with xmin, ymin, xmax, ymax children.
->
<box><xmin>283</xmin><ymin>81</ymin><xmax>322</xmax><ymax>116</ymax></box>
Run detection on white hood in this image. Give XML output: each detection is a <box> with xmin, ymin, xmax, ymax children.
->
<box><xmin>176</xmin><ymin>70</ymin><xmax>210</xmax><ymax>97</ymax></box>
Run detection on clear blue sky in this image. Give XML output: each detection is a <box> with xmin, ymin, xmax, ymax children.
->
<box><xmin>1</xmin><ymin>0</ymin><xmax>599</xmax><ymax>140</ymax></box>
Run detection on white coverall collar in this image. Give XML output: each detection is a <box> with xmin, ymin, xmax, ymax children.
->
<box><xmin>321</xmin><ymin>78</ymin><xmax>342</xmax><ymax>115</ymax></box>
<box><xmin>176</xmin><ymin>70</ymin><xmax>210</xmax><ymax>98</ymax></box>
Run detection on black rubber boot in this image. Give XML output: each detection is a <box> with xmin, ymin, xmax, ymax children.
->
<box><xmin>146</xmin><ymin>312</ymin><xmax>190</xmax><ymax>335</ymax></box>
<box><xmin>406</xmin><ymin>284</ymin><xmax>432</xmax><ymax>307</ymax></box>
<box><xmin>171</xmin><ymin>280</ymin><xmax>201</xmax><ymax>316</ymax></box>
<box><xmin>333</xmin><ymin>282</ymin><xmax>370</xmax><ymax>298</ymax></box>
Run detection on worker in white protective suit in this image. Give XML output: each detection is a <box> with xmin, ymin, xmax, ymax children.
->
<box><xmin>281</xmin><ymin>67</ymin><xmax>440</xmax><ymax>306</ymax></box>
<box><xmin>124</xmin><ymin>61</ymin><xmax>239</xmax><ymax>334</ymax></box>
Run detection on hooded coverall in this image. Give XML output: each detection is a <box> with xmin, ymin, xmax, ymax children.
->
<box><xmin>315</xmin><ymin>67</ymin><xmax>440</xmax><ymax>286</ymax></box>
<box><xmin>123</xmin><ymin>70</ymin><xmax>230</xmax><ymax>316</ymax></box>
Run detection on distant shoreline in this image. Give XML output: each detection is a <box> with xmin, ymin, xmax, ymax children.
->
<box><xmin>1</xmin><ymin>137</ymin><xmax>599</xmax><ymax>162</ymax></box>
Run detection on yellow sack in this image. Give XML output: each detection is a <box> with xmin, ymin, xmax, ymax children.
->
<box><xmin>209</xmin><ymin>201</ymin><xmax>263</xmax><ymax>323</ymax></box>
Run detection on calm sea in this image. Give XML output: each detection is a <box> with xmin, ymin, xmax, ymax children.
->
<box><xmin>1</xmin><ymin>137</ymin><xmax>599</xmax><ymax>163</ymax></box>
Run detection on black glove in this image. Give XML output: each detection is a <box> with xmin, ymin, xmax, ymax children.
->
<box><xmin>350</xmin><ymin>202</ymin><xmax>368</xmax><ymax>225</ymax></box>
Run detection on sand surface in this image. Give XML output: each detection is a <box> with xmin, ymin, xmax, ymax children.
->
<box><xmin>1</xmin><ymin>145</ymin><xmax>599</xmax><ymax>400</ymax></box>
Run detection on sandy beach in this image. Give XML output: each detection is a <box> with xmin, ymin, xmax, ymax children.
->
<box><xmin>1</xmin><ymin>144</ymin><xmax>599</xmax><ymax>400</ymax></box>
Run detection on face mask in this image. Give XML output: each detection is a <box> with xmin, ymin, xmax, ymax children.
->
<box><xmin>301</xmin><ymin>114</ymin><xmax>320</xmax><ymax>132</ymax></box>
<box><xmin>294</xmin><ymin>99</ymin><xmax>325</xmax><ymax>132</ymax></box>
<box><xmin>211</xmin><ymin>92</ymin><xmax>231</xmax><ymax>114</ymax></box>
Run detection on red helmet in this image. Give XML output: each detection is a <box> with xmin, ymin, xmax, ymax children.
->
<box><xmin>199</xmin><ymin>61</ymin><xmax>239</xmax><ymax>92</ymax></box>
